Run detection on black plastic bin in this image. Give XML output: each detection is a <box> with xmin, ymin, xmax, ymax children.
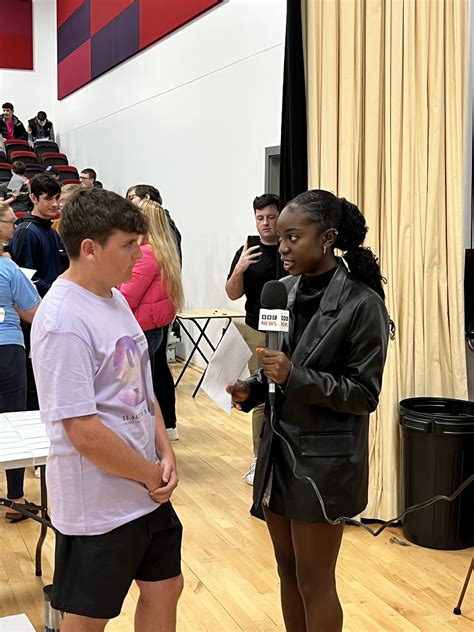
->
<box><xmin>399</xmin><ymin>397</ymin><xmax>474</xmax><ymax>550</ymax></box>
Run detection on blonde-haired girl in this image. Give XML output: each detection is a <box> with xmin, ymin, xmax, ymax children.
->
<box><xmin>120</xmin><ymin>199</ymin><xmax>184</xmax><ymax>440</ymax></box>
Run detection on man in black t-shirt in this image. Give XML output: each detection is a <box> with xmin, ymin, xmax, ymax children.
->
<box><xmin>226</xmin><ymin>193</ymin><xmax>283</xmax><ymax>485</ymax></box>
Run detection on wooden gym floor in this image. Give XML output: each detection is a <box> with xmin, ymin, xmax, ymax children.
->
<box><xmin>0</xmin><ymin>365</ymin><xmax>473</xmax><ymax>631</ymax></box>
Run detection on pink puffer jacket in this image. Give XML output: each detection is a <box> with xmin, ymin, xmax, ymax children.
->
<box><xmin>120</xmin><ymin>244</ymin><xmax>176</xmax><ymax>331</ymax></box>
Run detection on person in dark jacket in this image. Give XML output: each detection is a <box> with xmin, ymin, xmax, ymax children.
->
<box><xmin>0</xmin><ymin>102</ymin><xmax>28</xmax><ymax>141</ymax></box>
<box><xmin>228</xmin><ymin>190</ymin><xmax>391</xmax><ymax>632</ymax></box>
<box><xmin>9</xmin><ymin>173</ymin><xmax>68</xmax><ymax>411</ymax></box>
<box><xmin>28</xmin><ymin>110</ymin><xmax>55</xmax><ymax>142</ymax></box>
<box><xmin>10</xmin><ymin>174</ymin><xmax>68</xmax><ymax>296</ymax></box>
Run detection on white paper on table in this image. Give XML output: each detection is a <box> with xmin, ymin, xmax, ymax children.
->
<box><xmin>4</xmin><ymin>411</ymin><xmax>41</xmax><ymax>421</ymax></box>
<box><xmin>19</xmin><ymin>267</ymin><xmax>36</xmax><ymax>281</ymax></box>
<box><xmin>201</xmin><ymin>321</ymin><xmax>252</xmax><ymax>414</ymax></box>
<box><xmin>15</xmin><ymin>427</ymin><xmax>47</xmax><ymax>441</ymax></box>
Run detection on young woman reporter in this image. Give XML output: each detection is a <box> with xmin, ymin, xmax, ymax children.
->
<box><xmin>228</xmin><ymin>190</ymin><xmax>392</xmax><ymax>632</ymax></box>
<box><xmin>0</xmin><ymin>203</ymin><xmax>40</xmax><ymax>521</ymax></box>
<box><xmin>120</xmin><ymin>199</ymin><xmax>184</xmax><ymax>440</ymax></box>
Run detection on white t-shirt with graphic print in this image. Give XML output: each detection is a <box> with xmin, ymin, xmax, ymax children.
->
<box><xmin>31</xmin><ymin>278</ymin><xmax>158</xmax><ymax>536</ymax></box>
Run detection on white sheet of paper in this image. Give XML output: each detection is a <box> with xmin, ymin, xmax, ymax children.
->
<box><xmin>201</xmin><ymin>321</ymin><xmax>252</xmax><ymax>414</ymax></box>
<box><xmin>20</xmin><ymin>267</ymin><xmax>36</xmax><ymax>281</ymax></box>
<box><xmin>0</xmin><ymin>613</ymin><xmax>36</xmax><ymax>631</ymax></box>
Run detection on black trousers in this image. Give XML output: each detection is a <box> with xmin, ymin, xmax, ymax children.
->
<box><xmin>21</xmin><ymin>322</ymin><xmax>39</xmax><ymax>410</ymax></box>
<box><xmin>152</xmin><ymin>325</ymin><xmax>177</xmax><ymax>429</ymax></box>
<box><xmin>0</xmin><ymin>344</ymin><xmax>27</xmax><ymax>499</ymax></box>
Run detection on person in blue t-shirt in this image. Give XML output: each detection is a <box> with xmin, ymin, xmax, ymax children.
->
<box><xmin>0</xmin><ymin>202</ymin><xmax>40</xmax><ymax>521</ymax></box>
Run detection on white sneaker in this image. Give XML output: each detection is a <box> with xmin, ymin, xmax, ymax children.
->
<box><xmin>167</xmin><ymin>427</ymin><xmax>179</xmax><ymax>441</ymax></box>
<box><xmin>243</xmin><ymin>457</ymin><xmax>257</xmax><ymax>486</ymax></box>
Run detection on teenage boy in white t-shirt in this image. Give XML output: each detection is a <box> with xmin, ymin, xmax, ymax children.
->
<box><xmin>31</xmin><ymin>187</ymin><xmax>183</xmax><ymax>631</ymax></box>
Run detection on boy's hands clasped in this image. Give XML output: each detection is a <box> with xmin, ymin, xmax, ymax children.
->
<box><xmin>145</xmin><ymin>454</ymin><xmax>179</xmax><ymax>503</ymax></box>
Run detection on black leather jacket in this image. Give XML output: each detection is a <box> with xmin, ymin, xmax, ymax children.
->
<box><xmin>242</xmin><ymin>263</ymin><xmax>390</xmax><ymax>522</ymax></box>
<box><xmin>0</xmin><ymin>115</ymin><xmax>28</xmax><ymax>140</ymax></box>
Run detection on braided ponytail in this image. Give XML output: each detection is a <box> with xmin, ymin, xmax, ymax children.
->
<box><xmin>335</xmin><ymin>199</ymin><xmax>386</xmax><ymax>301</ymax></box>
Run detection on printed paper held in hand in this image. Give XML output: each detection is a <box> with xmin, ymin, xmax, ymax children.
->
<box><xmin>201</xmin><ymin>322</ymin><xmax>252</xmax><ymax>414</ymax></box>
<box><xmin>20</xmin><ymin>267</ymin><xmax>36</xmax><ymax>281</ymax></box>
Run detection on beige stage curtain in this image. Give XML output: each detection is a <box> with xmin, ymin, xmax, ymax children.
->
<box><xmin>306</xmin><ymin>0</ymin><xmax>469</xmax><ymax>519</ymax></box>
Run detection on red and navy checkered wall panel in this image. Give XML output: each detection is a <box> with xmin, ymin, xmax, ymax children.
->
<box><xmin>57</xmin><ymin>0</ymin><xmax>222</xmax><ymax>99</ymax></box>
<box><xmin>0</xmin><ymin>0</ymin><xmax>33</xmax><ymax>71</ymax></box>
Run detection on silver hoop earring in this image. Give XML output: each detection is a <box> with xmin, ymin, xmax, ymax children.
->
<box><xmin>323</xmin><ymin>245</ymin><xmax>327</xmax><ymax>255</ymax></box>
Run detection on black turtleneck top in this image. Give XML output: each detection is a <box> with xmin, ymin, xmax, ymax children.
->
<box><xmin>290</xmin><ymin>266</ymin><xmax>337</xmax><ymax>350</ymax></box>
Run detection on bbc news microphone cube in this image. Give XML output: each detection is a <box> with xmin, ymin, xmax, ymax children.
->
<box><xmin>258</xmin><ymin>309</ymin><xmax>290</xmax><ymax>332</ymax></box>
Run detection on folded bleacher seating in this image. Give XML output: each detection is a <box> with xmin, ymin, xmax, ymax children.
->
<box><xmin>9</xmin><ymin>151</ymin><xmax>38</xmax><ymax>165</ymax></box>
<box><xmin>35</xmin><ymin>141</ymin><xmax>60</xmax><ymax>162</ymax></box>
<box><xmin>25</xmin><ymin>164</ymin><xmax>47</xmax><ymax>177</ymax></box>
<box><xmin>56</xmin><ymin>165</ymin><xmax>79</xmax><ymax>182</ymax></box>
<box><xmin>0</xmin><ymin>162</ymin><xmax>12</xmax><ymax>179</ymax></box>
<box><xmin>4</xmin><ymin>140</ymin><xmax>30</xmax><ymax>162</ymax></box>
<box><xmin>42</xmin><ymin>152</ymin><xmax>69</xmax><ymax>167</ymax></box>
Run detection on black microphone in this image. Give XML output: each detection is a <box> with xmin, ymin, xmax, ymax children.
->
<box><xmin>259</xmin><ymin>281</ymin><xmax>289</xmax><ymax>404</ymax></box>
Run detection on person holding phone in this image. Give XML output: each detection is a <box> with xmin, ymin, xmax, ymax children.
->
<box><xmin>225</xmin><ymin>193</ymin><xmax>283</xmax><ymax>485</ymax></box>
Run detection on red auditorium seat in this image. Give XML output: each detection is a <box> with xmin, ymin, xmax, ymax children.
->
<box><xmin>35</xmin><ymin>141</ymin><xmax>59</xmax><ymax>162</ymax></box>
<box><xmin>4</xmin><ymin>139</ymin><xmax>30</xmax><ymax>162</ymax></box>
<box><xmin>56</xmin><ymin>166</ymin><xmax>79</xmax><ymax>183</ymax></box>
<box><xmin>10</xmin><ymin>151</ymin><xmax>38</xmax><ymax>165</ymax></box>
<box><xmin>0</xmin><ymin>162</ymin><xmax>12</xmax><ymax>178</ymax></box>
<box><xmin>42</xmin><ymin>152</ymin><xmax>69</xmax><ymax>167</ymax></box>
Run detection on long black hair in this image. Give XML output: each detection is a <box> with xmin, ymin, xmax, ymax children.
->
<box><xmin>285</xmin><ymin>189</ymin><xmax>395</xmax><ymax>336</ymax></box>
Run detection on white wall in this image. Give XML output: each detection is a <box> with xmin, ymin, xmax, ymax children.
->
<box><xmin>54</xmin><ymin>0</ymin><xmax>286</xmax><ymax>361</ymax></box>
<box><xmin>0</xmin><ymin>0</ymin><xmax>55</xmax><ymax>131</ymax></box>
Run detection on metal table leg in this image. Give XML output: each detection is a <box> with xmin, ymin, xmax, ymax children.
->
<box><xmin>174</xmin><ymin>318</ymin><xmax>212</xmax><ymax>387</ymax></box>
<box><xmin>191</xmin><ymin>319</ymin><xmax>232</xmax><ymax>397</ymax></box>
<box><xmin>0</xmin><ymin>464</ymin><xmax>52</xmax><ymax>577</ymax></box>
<box><xmin>174</xmin><ymin>316</ymin><xmax>234</xmax><ymax>397</ymax></box>
<box><xmin>35</xmin><ymin>464</ymin><xmax>49</xmax><ymax>576</ymax></box>
<box><xmin>453</xmin><ymin>557</ymin><xmax>474</xmax><ymax>615</ymax></box>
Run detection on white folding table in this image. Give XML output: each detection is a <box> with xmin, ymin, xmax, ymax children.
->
<box><xmin>0</xmin><ymin>410</ymin><xmax>51</xmax><ymax>576</ymax></box>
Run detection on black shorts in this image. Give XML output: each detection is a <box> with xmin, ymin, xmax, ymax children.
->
<box><xmin>51</xmin><ymin>502</ymin><xmax>182</xmax><ymax>620</ymax></box>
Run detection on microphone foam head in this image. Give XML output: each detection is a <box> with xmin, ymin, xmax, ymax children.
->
<box><xmin>261</xmin><ymin>280</ymin><xmax>288</xmax><ymax>310</ymax></box>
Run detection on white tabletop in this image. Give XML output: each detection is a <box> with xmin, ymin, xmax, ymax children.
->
<box><xmin>0</xmin><ymin>614</ymin><xmax>35</xmax><ymax>631</ymax></box>
<box><xmin>0</xmin><ymin>410</ymin><xmax>49</xmax><ymax>470</ymax></box>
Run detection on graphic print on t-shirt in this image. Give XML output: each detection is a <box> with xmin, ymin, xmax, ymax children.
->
<box><xmin>113</xmin><ymin>335</ymin><xmax>154</xmax><ymax>414</ymax></box>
